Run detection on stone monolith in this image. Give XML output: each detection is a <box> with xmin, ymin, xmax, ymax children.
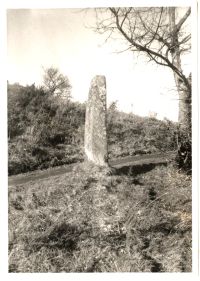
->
<box><xmin>84</xmin><ymin>75</ymin><xmax>108</xmax><ymax>166</ymax></box>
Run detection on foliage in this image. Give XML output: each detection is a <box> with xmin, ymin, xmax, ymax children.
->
<box><xmin>8</xmin><ymin>79</ymin><xmax>191</xmax><ymax>271</ymax></box>
<box><xmin>8</xmin><ymin>164</ymin><xmax>191</xmax><ymax>272</ymax></box>
<box><xmin>42</xmin><ymin>67</ymin><xmax>72</xmax><ymax>98</ymax></box>
<box><xmin>8</xmin><ymin>81</ymin><xmax>85</xmax><ymax>175</ymax></box>
<box><xmin>8</xmin><ymin>80</ymin><xmax>181</xmax><ymax>175</ymax></box>
<box><xmin>107</xmin><ymin>106</ymin><xmax>178</xmax><ymax>159</ymax></box>
<box><xmin>8</xmin><ymin>138</ymin><xmax>84</xmax><ymax>175</ymax></box>
<box><xmin>8</xmin><ymin>83</ymin><xmax>42</xmax><ymax>138</ymax></box>
<box><xmin>175</xmin><ymin>127</ymin><xmax>192</xmax><ymax>174</ymax></box>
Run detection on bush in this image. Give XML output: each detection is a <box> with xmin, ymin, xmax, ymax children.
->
<box><xmin>8</xmin><ymin>138</ymin><xmax>84</xmax><ymax>175</ymax></box>
<box><xmin>175</xmin><ymin>128</ymin><xmax>192</xmax><ymax>174</ymax></box>
<box><xmin>107</xmin><ymin>110</ymin><xmax>177</xmax><ymax>159</ymax></box>
<box><xmin>8</xmin><ymin>82</ymin><xmax>86</xmax><ymax>175</ymax></box>
<box><xmin>8</xmin><ymin>140</ymin><xmax>38</xmax><ymax>175</ymax></box>
<box><xmin>8</xmin><ymin>81</ymin><xmax>180</xmax><ymax>175</ymax></box>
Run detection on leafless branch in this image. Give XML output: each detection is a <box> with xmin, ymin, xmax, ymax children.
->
<box><xmin>109</xmin><ymin>8</ymin><xmax>188</xmax><ymax>85</ymax></box>
<box><xmin>145</xmin><ymin>7</ymin><xmax>164</xmax><ymax>47</ymax></box>
<box><xmin>175</xmin><ymin>7</ymin><xmax>191</xmax><ymax>33</ymax></box>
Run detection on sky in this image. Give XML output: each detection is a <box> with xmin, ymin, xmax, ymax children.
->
<box><xmin>7</xmin><ymin>8</ymin><xmax>191</xmax><ymax>121</ymax></box>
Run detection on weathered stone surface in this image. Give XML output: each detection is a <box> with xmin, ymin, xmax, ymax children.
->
<box><xmin>84</xmin><ymin>75</ymin><xmax>108</xmax><ymax>166</ymax></box>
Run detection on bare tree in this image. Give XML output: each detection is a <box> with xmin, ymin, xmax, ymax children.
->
<box><xmin>43</xmin><ymin>67</ymin><xmax>72</xmax><ymax>99</ymax></box>
<box><xmin>93</xmin><ymin>7</ymin><xmax>191</xmax><ymax>131</ymax></box>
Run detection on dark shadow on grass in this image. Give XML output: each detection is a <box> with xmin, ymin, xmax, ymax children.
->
<box><xmin>131</xmin><ymin>178</ymin><xmax>144</xmax><ymax>185</ymax></box>
<box><xmin>29</xmin><ymin>222</ymin><xmax>84</xmax><ymax>253</ymax></box>
<box><xmin>113</xmin><ymin>163</ymin><xmax>167</xmax><ymax>176</ymax></box>
<box><xmin>9</xmin><ymin>263</ymin><xmax>19</xmax><ymax>273</ymax></box>
<box><xmin>142</xmin><ymin>248</ymin><xmax>163</xmax><ymax>272</ymax></box>
<box><xmin>149</xmin><ymin>187</ymin><xmax>157</xmax><ymax>201</ymax></box>
<box><xmin>151</xmin><ymin>261</ymin><xmax>163</xmax><ymax>272</ymax></box>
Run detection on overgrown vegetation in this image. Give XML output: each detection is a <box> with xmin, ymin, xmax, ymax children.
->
<box><xmin>8</xmin><ymin>82</ymin><xmax>184</xmax><ymax>175</ymax></box>
<box><xmin>8</xmin><ymin>71</ymin><xmax>192</xmax><ymax>272</ymax></box>
<box><xmin>9</xmin><ymin>164</ymin><xmax>191</xmax><ymax>272</ymax></box>
<box><xmin>175</xmin><ymin>128</ymin><xmax>192</xmax><ymax>174</ymax></box>
<box><xmin>107</xmin><ymin>102</ymin><xmax>178</xmax><ymax>159</ymax></box>
<box><xmin>8</xmin><ymin>82</ymin><xmax>85</xmax><ymax>175</ymax></box>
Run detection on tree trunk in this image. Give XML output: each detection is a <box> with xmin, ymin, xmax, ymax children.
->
<box><xmin>169</xmin><ymin>8</ymin><xmax>191</xmax><ymax>132</ymax></box>
<box><xmin>177</xmin><ymin>81</ymin><xmax>191</xmax><ymax>132</ymax></box>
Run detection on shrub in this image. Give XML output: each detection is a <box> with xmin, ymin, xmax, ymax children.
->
<box><xmin>175</xmin><ymin>128</ymin><xmax>192</xmax><ymax>174</ymax></box>
<box><xmin>107</xmin><ymin>111</ymin><xmax>177</xmax><ymax>159</ymax></box>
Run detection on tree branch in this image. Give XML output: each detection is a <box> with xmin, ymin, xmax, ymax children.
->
<box><xmin>120</xmin><ymin>8</ymin><xmax>133</xmax><ymax>28</ymax></box>
<box><xmin>175</xmin><ymin>7</ymin><xmax>191</xmax><ymax>33</ymax></box>
<box><xmin>109</xmin><ymin>8</ymin><xmax>188</xmax><ymax>84</ymax></box>
<box><xmin>144</xmin><ymin>7</ymin><xmax>163</xmax><ymax>47</ymax></box>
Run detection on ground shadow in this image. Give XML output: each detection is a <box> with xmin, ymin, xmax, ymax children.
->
<box><xmin>113</xmin><ymin>162</ymin><xmax>167</xmax><ymax>176</ymax></box>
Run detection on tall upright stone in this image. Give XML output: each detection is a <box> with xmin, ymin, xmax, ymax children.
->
<box><xmin>84</xmin><ymin>75</ymin><xmax>108</xmax><ymax>166</ymax></box>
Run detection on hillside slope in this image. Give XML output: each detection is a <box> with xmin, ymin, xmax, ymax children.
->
<box><xmin>9</xmin><ymin>163</ymin><xmax>191</xmax><ymax>272</ymax></box>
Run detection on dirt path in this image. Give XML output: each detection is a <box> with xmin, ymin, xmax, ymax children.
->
<box><xmin>8</xmin><ymin>151</ymin><xmax>175</xmax><ymax>187</ymax></box>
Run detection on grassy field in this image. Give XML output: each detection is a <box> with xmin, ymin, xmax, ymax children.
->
<box><xmin>8</xmin><ymin>162</ymin><xmax>191</xmax><ymax>272</ymax></box>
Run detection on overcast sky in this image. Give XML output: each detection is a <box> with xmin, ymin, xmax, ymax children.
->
<box><xmin>7</xmin><ymin>8</ymin><xmax>191</xmax><ymax>121</ymax></box>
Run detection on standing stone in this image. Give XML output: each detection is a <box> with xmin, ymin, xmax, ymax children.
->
<box><xmin>84</xmin><ymin>75</ymin><xmax>108</xmax><ymax>166</ymax></box>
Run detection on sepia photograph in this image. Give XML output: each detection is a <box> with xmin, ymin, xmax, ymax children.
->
<box><xmin>4</xmin><ymin>0</ymin><xmax>198</xmax><ymax>276</ymax></box>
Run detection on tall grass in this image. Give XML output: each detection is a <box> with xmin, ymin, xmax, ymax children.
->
<box><xmin>9</xmin><ymin>164</ymin><xmax>191</xmax><ymax>272</ymax></box>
